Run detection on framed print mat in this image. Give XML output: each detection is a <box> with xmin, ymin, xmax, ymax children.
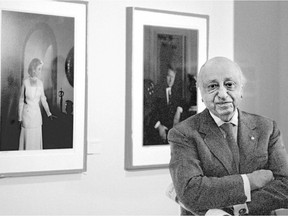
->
<box><xmin>125</xmin><ymin>7</ymin><xmax>208</xmax><ymax>170</ymax></box>
<box><xmin>0</xmin><ymin>0</ymin><xmax>87</xmax><ymax>176</ymax></box>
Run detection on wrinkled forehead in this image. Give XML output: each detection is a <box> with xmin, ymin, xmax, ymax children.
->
<box><xmin>200</xmin><ymin>59</ymin><xmax>242</xmax><ymax>84</ymax></box>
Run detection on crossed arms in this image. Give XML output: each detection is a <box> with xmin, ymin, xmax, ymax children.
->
<box><xmin>168</xmin><ymin>120</ymin><xmax>288</xmax><ymax>215</ymax></box>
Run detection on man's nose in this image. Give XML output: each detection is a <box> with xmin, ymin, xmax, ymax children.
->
<box><xmin>217</xmin><ymin>86</ymin><xmax>228</xmax><ymax>99</ymax></box>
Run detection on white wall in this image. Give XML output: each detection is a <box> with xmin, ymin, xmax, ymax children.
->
<box><xmin>234</xmin><ymin>4</ymin><xmax>288</xmax><ymax>215</ymax></box>
<box><xmin>0</xmin><ymin>0</ymin><xmax>234</xmax><ymax>215</ymax></box>
<box><xmin>234</xmin><ymin>1</ymin><xmax>280</xmax><ymax>119</ymax></box>
<box><xmin>234</xmin><ymin>1</ymin><xmax>288</xmax><ymax>149</ymax></box>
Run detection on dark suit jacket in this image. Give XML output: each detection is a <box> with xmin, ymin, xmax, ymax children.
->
<box><xmin>145</xmin><ymin>86</ymin><xmax>186</xmax><ymax>144</ymax></box>
<box><xmin>152</xmin><ymin>86</ymin><xmax>183</xmax><ymax>126</ymax></box>
<box><xmin>168</xmin><ymin>109</ymin><xmax>288</xmax><ymax>215</ymax></box>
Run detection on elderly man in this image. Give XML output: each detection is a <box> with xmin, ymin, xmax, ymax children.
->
<box><xmin>168</xmin><ymin>57</ymin><xmax>288</xmax><ymax>215</ymax></box>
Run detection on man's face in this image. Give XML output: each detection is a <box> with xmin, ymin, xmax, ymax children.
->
<box><xmin>166</xmin><ymin>69</ymin><xmax>176</xmax><ymax>87</ymax></box>
<box><xmin>199</xmin><ymin>60</ymin><xmax>243</xmax><ymax>122</ymax></box>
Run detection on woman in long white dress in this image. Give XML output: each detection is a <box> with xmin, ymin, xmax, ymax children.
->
<box><xmin>18</xmin><ymin>58</ymin><xmax>53</xmax><ymax>150</ymax></box>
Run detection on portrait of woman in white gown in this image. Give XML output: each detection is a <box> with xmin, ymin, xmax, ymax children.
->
<box><xmin>18</xmin><ymin>58</ymin><xmax>55</xmax><ymax>150</ymax></box>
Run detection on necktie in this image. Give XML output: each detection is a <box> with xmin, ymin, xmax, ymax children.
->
<box><xmin>166</xmin><ymin>88</ymin><xmax>171</xmax><ymax>104</ymax></box>
<box><xmin>220</xmin><ymin>123</ymin><xmax>239</xmax><ymax>172</ymax></box>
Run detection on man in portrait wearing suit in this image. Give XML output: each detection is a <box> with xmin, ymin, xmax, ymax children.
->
<box><xmin>150</xmin><ymin>65</ymin><xmax>186</xmax><ymax>144</ymax></box>
<box><xmin>168</xmin><ymin>57</ymin><xmax>288</xmax><ymax>215</ymax></box>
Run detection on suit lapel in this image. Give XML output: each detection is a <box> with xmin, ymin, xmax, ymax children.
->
<box><xmin>199</xmin><ymin>109</ymin><xmax>235</xmax><ymax>175</ymax></box>
<box><xmin>198</xmin><ymin>109</ymin><xmax>259</xmax><ymax>174</ymax></box>
<box><xmin>237</xmin><ymin>110</ymin><xmax>258</xmax><ymax>173</ymax></box>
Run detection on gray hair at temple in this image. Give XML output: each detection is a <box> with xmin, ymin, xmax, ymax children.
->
<box><xmin>196</xmin><ymin>57</ymin><xmax>247</xmax><ymax>89</ymax></box>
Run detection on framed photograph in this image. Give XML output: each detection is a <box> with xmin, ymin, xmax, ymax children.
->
<box><xmin>0</xmin><ymin>1</ymin><xmax>87</xmax><ymax>176</ymax></box>
<box><xmin>125</xmin><ymin>7</ymin><xmax>208</xmax><ymax>170</ymax></box>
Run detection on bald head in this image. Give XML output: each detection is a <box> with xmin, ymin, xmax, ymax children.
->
<box><xmin>197</xmin><ymin>57</ymin><xmax>246</xmax><ymax>90</ymax></box>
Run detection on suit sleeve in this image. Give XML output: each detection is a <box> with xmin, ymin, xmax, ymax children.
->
<box><xmin>247</xmin><ymin>121</ymin><xmax>288</xmax><ymax>215</ymax></box>
<box><xmin>168</xmin><ymin>127</ymin><xmax>247</xmax><ymax>214</ymax></box>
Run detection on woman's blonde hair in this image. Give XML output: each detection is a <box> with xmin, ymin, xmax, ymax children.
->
<box><xmin>28</xmin><ymin>58</ymin><xmax>43</xmax><ymax>76</ymax></box>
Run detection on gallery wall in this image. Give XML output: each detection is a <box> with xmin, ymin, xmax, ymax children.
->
<box><xmin>234</xmin><ymin>1</ymin><xmax>288</xmax><ymax>149</ymax></box>
<box><xmin>0</xmin><ymin>0</ymin><xmax>234</xmax><ymax>215</ymax></box>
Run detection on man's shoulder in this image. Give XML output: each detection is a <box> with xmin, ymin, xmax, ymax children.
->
<box><xmin>241</xmin><ymin>110</ymin><xmax>274</xmax><ymax>122</ymax></box>
<box><xmin>172</xmin><ymin>109</ymin><xmax>277</xmax><ymax>133</ymax></box>
<box><xmin>172</xmin><ymin>110</ymin><xmax>206</xmax><ymax>132</ymax></box>
<box><xmin>240</xmin><ymin>110</ymin><xmax>276</xmax><ymax>129</ymax></box>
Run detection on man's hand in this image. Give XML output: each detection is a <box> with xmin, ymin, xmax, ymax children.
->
<box><xmin>173</xmin><ymin>106</ymin><xmax>183</xmax><ymax>126</ymax></box>
<box><xmin>158</xmin><ymin>124</ymin><xmax>168</xmax><ymax>142</ymax></box>
<box><xmin>247</xmin><ymin>169</ymin><xmax>274</xmax><ymax>191</ymax></box>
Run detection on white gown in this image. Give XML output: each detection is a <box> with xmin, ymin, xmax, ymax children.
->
<box><xmin>18</xmin><ymin>77</ymin><xmax>51</xmax><ymax>150</ymax></box>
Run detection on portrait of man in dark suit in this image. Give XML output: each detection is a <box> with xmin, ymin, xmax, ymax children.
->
<box><xmin>143</xmin><ymin>26</ymin><xmax>198</xmax><ymax>146</ymax></box>
<box><xmin>149</xmin><ymin>65</ymin><xmax>186</xmax><ymax>144</ymax></box>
